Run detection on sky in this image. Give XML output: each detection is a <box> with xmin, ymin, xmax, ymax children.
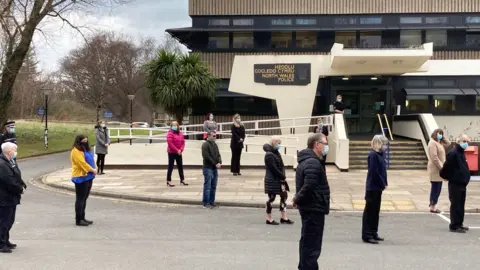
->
<box><xmin>33</xmin><ymin>0</ymin><xmax>191</xmax><ymax>72</ymax></box>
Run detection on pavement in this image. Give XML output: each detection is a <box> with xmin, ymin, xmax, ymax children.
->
<box><xmin>43</xmin><ymin>166</ymin><xmax>480</xmax><ymax>212</ymax></box>
<box><xmin>4</xmin><ymin>152</ymin><xmax>480</xmax><ymax>269</ymax></box>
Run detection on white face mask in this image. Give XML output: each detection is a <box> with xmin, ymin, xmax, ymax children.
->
<box><xmin>100</xmin><ymin>124</ymin><xmax>106</xmax><ymax>128</ymax></box>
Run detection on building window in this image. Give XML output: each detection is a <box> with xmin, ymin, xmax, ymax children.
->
<box><xmin>272</xmin><ymin>19</ymin><xmax>292</xmax><ymax>26</ymax></box>
<box><xmin>233</xmin><ymin>32</ymin><xmax>254</xmax><ymax>48</ymax></box>
<box><xmin>477</xmin><ymin>96</ymin><xmax>480</xmax><ymax>111</ymax></box>
<box><xmin>296</xmin><ymin>31</ymin><xmax>317</xmax><ymax>48</ymax></box>
<box><xmin>400</xmin><ymin>30</ymin><xmax>422</xmax><ymax>47</ymax></box>
<box><xmin>425</xmin><ymin>16</ymin><xmax>448</xmax><ymax>24</ymax></box>
<box><xmin>405</xmin><ymin>96</ymin><xmax>429</xmax><ymax>112</ymax></box>
<box><xmin>466</xmin><ymin>31</ymin><xmax>480</xmax><ymax>47</ymax></box>
<box><xmin>359</xmin><ymin>31</ymin><xmax>382</xmax><ymax>48</ymax></box>
<box><xmin>400</xmin><ymin>17</ymin><xmax>422</xmax><ymax>24</ymax></box>
<box><xmin>335</xmin><ymin>32</ymin><xmax>356</xmax><ymax>48</ymax></box>
<box><xmin>426</xmin><ymin>30</ymin><xmax>447</xmax><ymax>48</ymax></box>
<box><xmin>296</xmin><ymin>18</ymin><xmax>317</xmax><ymax>25</ymax></box>
<box><xmin>466</xmin><ymin>16</ymin><xmax>480</xmax><ymax>24</ymax></box>
<box><xmin>434</xmin><ymin>96</ymin><xmax>455</xmax><ymax>112</ymax></box>
<box><xmin>208</xmin><ymin>33</ymin><xmax>229</xmax><ymax>49</ymax></box>
<box><xmin>433</xmin><ymin>80</ymin><xmax>456</xmax><ymax>87</ymax></box>
<box><xmin>208</xmin><ymin>19</ymin><xmax>229</xmax><ymax>26</ymax></box>
<box><xmin>334</xmin><ymin>17</ymin><xmax>357</xmax><ymax>25</ymax></box>
<box><xmin>232</xmin><ymin>19</ymin><xmax>254</xmax><ymax>26</ymax></box>
<box><xmin>406</xmin><ymin>79</ymin><xmax>429</xmax><ymax>87</ymax></box>
<box><xmin>477</xmin><ymin>80</ymin><xmax>480</xmax><ymax>87</ymax></box>
<box><xmin>271</xmin><ymin>32</ymin><xmax>293</xmax><ymax>48</ymax></box>
<box><xmin>360</xmin><ymin>17</ymin><xmax>382</xmax><ymax>24</ymax></box>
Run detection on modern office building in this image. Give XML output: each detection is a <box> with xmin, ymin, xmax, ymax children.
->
<box><xmin>167</xmin><ymin>0</ymin><xmax>480</xmax><ymax>138</ymax></box>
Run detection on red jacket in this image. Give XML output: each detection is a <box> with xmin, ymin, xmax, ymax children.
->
<box><xmin>167</xmin><ymin>130</ymin><xmax>185</xmax><ymax>154</ymax></box>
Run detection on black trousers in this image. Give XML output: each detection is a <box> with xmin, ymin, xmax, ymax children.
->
<box><xmin>167</xmin><ymin>153</ymin><xmax>184</xmax><ymax>182</ymax></box>
<box><xmin>298</xmin><ymin>211</ymin><xmax>325</xmax><ymax>270</ymax></box>
<box><xmin>75</xmin><ymin>181</ymin><xmax>93</xmax><ymax>222</ymax></box>
<box><xmin>0</xmin><ymin>206</ymin><xmax>16</xmax><ymax>248</ymax></box>
<box><xmin>230</xmin><ymin>146</ymin><xmax>243</xmax><ymax>173</ymax></box>
<box><xmin>96</xmin><ymin>154</ymin><xmax>106</xmax><ymax>173</ymax></box>
<box><xmin>266</xmin><ymin>192</ymin><xmax>288</xmax><ymax>214</ymax></box>
<box><xmin>448</xmin><ymin>183</ymin><xmax>467</xmax><ymax>230</ymax></box>
<box><xmin>429</xmin><ymin>181</ymin><xmax>443</xmax><ymax>206</ymax></box>
<box><xmin>362</xmin><ymin>190</ymin><xmax>382</xmax><ymax>240</ymax></box>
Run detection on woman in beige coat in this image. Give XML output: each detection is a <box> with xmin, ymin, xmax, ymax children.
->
<box><xmin>427</xmin><ymin>129</ymin><xmax>450</xmax><ymax>213</ymax></box>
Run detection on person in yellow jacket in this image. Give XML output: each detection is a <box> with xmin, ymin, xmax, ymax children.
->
<box><xmin>70</xmin><ymin>135</ymin><xmax>97</xmax><ymax>226</ymax></box>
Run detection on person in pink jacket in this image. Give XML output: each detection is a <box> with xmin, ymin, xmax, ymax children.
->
<box><xmin>166</xmin><ymin>121</ymin><xmax>187</xmax><ymax>187</ymax></box>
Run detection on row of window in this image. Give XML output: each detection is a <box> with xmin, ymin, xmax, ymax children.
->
<box><xmin>207</xmin><ymin>30</ymin><xmax>480</xmax><ymax>49</ymax></box>
<box><xmin>405</xmin><ymin>79</ymin><xmax>480</xmax><ymax>88</ymax></box>
<box><xmin>405</xmin><ymin>96</ymin><xmax>480</xmax><ymax>113</ymax></box>
<box><xmin>208</xmin><ymin>15</ymin><xmax>480</xmax><ymax>27</ymax></box>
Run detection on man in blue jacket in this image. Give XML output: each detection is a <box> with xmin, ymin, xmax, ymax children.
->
<box><xmin>294</xmin><ymin>133</ymin><xmax>330</xmax><ymax>270</ymax></box>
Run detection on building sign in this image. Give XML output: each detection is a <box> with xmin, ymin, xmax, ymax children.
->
<box><xmin>254</xmin><ymin>64</ymin><xmax>311</xmax><ymax>86</ymax></box>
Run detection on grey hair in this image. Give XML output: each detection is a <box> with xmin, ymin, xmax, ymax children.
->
<box><xmin>456</xmin><ymin>134</ymin><xmax>469</xmax><ymax>143</ymax></box>
<box><xmin>307</xmin><ymin>133</ymin><xmax>326</xmax><ymax>149</ymax></box>
<box><xmin>1</xmin><ymin>142</ymin><xmax>17</xmax><ymax>153</ymax></box>
<box><xmin>270</xmin><ymin>136</ymin><xmax>281</xmax><ymax>145</ymax></box>
<box><xmin>371</xmin><ymin>135</ymin><xmax>388</xmax><ymax>150</ymax></box>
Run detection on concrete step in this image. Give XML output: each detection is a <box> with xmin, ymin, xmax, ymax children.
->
<box><xmin>350</xmin><ymin>146</ymin><xmax>424</xmax><ymax>151</ymax></box>
<box><xmin>350</xmin><ymin>160</ymin><xmax>428</xmax><ymax>166</ymax></box>
<box><xmin>350</xmin><ymin>141</ymin><xmax>422</xmax><ymax>147</ymax></box>
<box><xmin>349</xmin><ymin>155</ymin><xmax>427</xmax><ymax>161</ymax></box>
<box><xmin>350</xmin><ymin>165</ymin><xmax>427</xmax><ymax>170</ymax></box>
<box><xmin>350</xmin><ymin>150</ymin><xmax>425</xmax><ymax>156</ymax></box>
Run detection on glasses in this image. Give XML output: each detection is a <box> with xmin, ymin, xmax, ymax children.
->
<box><xmin>317</xmin><ymin>141</ymin><xmax>328</xmax><ymax>145</ymax></box>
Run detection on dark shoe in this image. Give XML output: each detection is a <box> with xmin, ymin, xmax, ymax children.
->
<box><xmin>180</xmin><ymin>181</ymin><xmax>189</xmax><ymax>186</ymax></box>
<box><xmin>280</xmin><ymin>218</ymin><xmax>295</xmax><ymax>225</ymax></box>
<box><xmin>100</xmin><ymin>172</ymin><xmax>105</xmax><ymax>175</ymax></box>
<box><xmin>6</xmin><ymin>242</ymin><xmax>17</xmax><ymax>249</ymax></box>
<box><xmin>210</xmin><ymin>204</ymin><xmax>219</xmax><ymax>209</ymax></box>
<box><xmin>76</xmin><ymin>220</ymin><xmax>90</xmax><ymax>226</ymax></box>
<box><xmin>0</xmin><ymin>247</ymin><xmax>12</xmax><ymax>253</ymax></box>
<box><xmin>449</xmin><ymin>228</ymin><xmax>466</xmax><ymax>233</ymax></box>
<box><xmin>430</xmin><ymin>209</ymin><xmax>441</xmax><ymax>214</ymax></box>
<box><xmin>266</xmin><ymin>220</ymin><xmax>280</xmax><ymax>225</ymax></box>
<box><xmin>373</xmin><ymin>236</ymin><xmax>384</xmax><ymax>241</ymax></box>
<box><xmin>167</xmin><ymin>182</ymin><xmax>175</xmax><ymax>187</ymax></box>
<box><xmin>363</xmin><ymin>238</ymin><xmax>379</xmax><ymax>244</ymax></box>
<box><xmin>461</xmin><ymin>226</ymin><xmax>469</xmax><ymax>231</ymax></box>
<box><xmin>238</xmin><ymin>173</ymin><xmax>242</xmax><ymax>176</ymax></box>
<box><xmin>202</xmin><ymin>205</ymin><xmax>210</xmax><ymax>209</ymax></box>
<box><xmin>83</xmin><ymin>219</ymin><xmax>93</xmax><ymax>225</ymax></box>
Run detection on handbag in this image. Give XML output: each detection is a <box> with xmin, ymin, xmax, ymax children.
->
<box><xmin>439</xmin><ymin>161</ymin><xmax>449</xmax><ymax>180</ymax></box>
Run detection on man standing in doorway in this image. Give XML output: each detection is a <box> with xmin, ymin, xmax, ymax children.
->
<box><xmin>442</xmin><ymin>134</ymin><xmax>471</xmax><ymax>233</ymax></box>
<box><xmin>201</xmin><ymin>131</ymin><xmax>222</xmax><ymax>209</ymax></box>
<box><xmin>333</xmin><ymin>95</ymin><xmax>345</xmax><ymax>114</ymax></box>
<box><xmin>294</xmin><ymin>133</ymin><xmax>330</xmax><ymax>270</ymax></box>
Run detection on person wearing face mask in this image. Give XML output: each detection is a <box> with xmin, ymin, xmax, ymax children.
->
<box><xmin>203</xmin><ymin>113</ymin><xmax>217</xmax><ymax>140</ymax></box>
<box><xmin>230</xmin><ymin>114</ymin><xmax>245</xmax><ymax>176</ymax></box>
<box><xmin>293</xmin><ymin>133</ymin><xmax>330</xmax><ymax>269</ymax></box>
<box><xmin>166</xmin><ymin>121</ymin><xmax>187</xmax><ymax>187</ymax></box>
<box><xmin>440</xmin><ymin>134</ymin><xmax>471</xmax><ymax>233</ymax></box>
<box><xmin>0</xmin><ymin>121</ymin><xmax>17</xmax><ymax>146</ymax></box>
<box><xmin>70</xmin><ymin>135</ymin><xmax>97</xmax><ymax>226</ymax></box>
<box><xmin>201</xmin><ymin>131</ymin><xmax>222</xmax><ymax>209</ymax></box>
<box><xmin>333</xmin><ymin>95</ymin><xmax>345</xmax><ymax>114</ymax></box>
<box><xmin>362</xmin><ymin>135</ymin><xmax>388</xmax><ymax>244</ymax></box>
<box><xmin>0</xmin><ymin>142</ymin><xmax>26</xmax><ymax>253</ymax></box>
<box><xmin>427</xmin><ymin>129</ymin><xmax>450</xmax><ymax>214</ymax></box>
<box><xmin>94</xmin><ymin>121</ymin><xmax>111</xmax><ymax>175</ymax></box>
<box><xmin>315</xmin><ymin>118</ymin><xmax>329</xmax><ymax>170</ymax></box>
<box><xmin>263</xmin><ymin>136</ymin><xmax>293</xmax><ymax>225</ymax></box>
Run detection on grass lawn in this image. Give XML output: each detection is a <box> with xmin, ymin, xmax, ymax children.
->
<box><xmin>15</xmin><ymin>121</ymin><xmax>164</xmax><ymax>158</ymax></box>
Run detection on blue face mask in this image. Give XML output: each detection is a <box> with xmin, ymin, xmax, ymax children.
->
<box><xmin>9</xmin><ymin>128</ymin><xmax>15</xmax><ymax>133</ymax></box>
<box><xmin>236</xmin><ymin>118</ymin><xmax>241</xmax><ymax>123</ymax></box>
<box><xmin>322</xmin><ymin>145</ymin><xmax>329</xmax><ymax>156</ymax></box>
<box><xmin>209</xmin><ymin>115</ymin><xmax>214</xmax><ymax>121</ymax></box>
<box><xmin>437</xmin><ymin>134</ymin><xmax>443</xmax><ymax>141</ymax></box>
<box><xmin>460</xmin><ymin>142</ymin><xmax>468</xmax><ymax>150</ymax></box>
<box><xmin>171</xmin><ymin>126</ymin><xmax>178</xmax><ymax>131</ymax></box>
<box><xmin>274</xmin><ymin>144</ymin><xmax>281</xmax><ymax>151</ymax></box>
<box><xmin>12</xmin><ymin>151</ymin><xmax>17</xmax><ymax>159</ymax></box>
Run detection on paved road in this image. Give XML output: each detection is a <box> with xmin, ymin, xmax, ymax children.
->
<box><xmin>4</xmin><ymin>153</ymin><xmax>480</xmax><ymax>269</ymax></box>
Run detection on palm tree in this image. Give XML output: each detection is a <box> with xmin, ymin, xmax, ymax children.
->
<box><xmin>145</xmin><ymin>50</ymin><xmax>216</xmax><ymax>124</ymax></box>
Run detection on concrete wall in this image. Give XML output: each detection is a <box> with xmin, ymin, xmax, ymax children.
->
<box><xmin>435</xmin><ymin>116</ymin><xmax>480</xmax><ymax>142</ymax></box>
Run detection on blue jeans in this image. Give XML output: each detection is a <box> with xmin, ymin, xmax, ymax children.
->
<box><xmin>430</xmin><ymin>181</ymin><xmax>443</xmax><ymax>206</ymax></box>
<box><xmin>202</xmin><ymin>168</ymin><xmax>218</xmax><ymax>206</ymax></box>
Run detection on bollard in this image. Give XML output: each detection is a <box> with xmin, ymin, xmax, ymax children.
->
<box><xmin>245</xmin><ymin>145</ymin><xmax>248</xmax><ymax>152</ymax></box>
<box><xmin>149</xmin><ymin>139</ymin><xmax>152</xmax><ymax>144</ymax></box>
<box><xmin>130</xmin><ymin>139</ymin><xmax>132</xmax><ymax>145</ymax></box>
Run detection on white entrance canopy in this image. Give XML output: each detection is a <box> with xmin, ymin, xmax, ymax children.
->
<box><xmin>330</xmin><ymin>43</ymin><xmax>433</xmax><ymax>74</ymax></box>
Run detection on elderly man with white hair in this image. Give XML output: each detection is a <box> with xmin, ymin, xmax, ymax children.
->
<box><xmin>0</xmin><ymin>142</ymin><xmax>26</xmax><ymax>253</ymax></box>
<box><xmin>441</xmin><ymin>134</ymin><xmax>471</xmax><ymax>233</ymax></box>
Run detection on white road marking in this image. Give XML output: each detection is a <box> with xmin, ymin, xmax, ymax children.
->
<box><xmin>437</xmin><ymin>213</ymin><xmax>451</xmax><ymax>223</ymax></box>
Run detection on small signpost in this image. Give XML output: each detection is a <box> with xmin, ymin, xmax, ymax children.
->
<box><xmin>37</xmin><ymin>108</ymin><xmax>45</xmax><ymax>116</ymax></box>
<box><xmin>103</xmin><ymin>111</ymin><xmax>113</xmax><ymax>118</ymax></box>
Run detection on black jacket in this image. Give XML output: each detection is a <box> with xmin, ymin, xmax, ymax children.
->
<box><xmin>0</xmin><ymin>132</ymin><xmax>17</xmax><ymax>145</ymax></box>
<box><xmin>366</xmin><ymin>151</ymin><xmax>388</xmax><ymax>191</ymax></box>
<box><xmin>316</xmin><ymin>125</ymin><xmax>329</xmax><ymax>137</ymax></box>
<box><xmin>294</xmin><ymin>149</ymin><xmax>330</xmax><ymax>214</ymax></box>
<box><xmin>442</xmin><ymin>145</ymin><xmax>471</xmax><ymax>186</ymax></box>
<box><xmin>0</xmin><ymin>155</ymin><xmax>26</xmax><ymax>207</ymax></box>
<box><xmin>230</xmin><ymin>124</ymin><xmax>245</xmax><ymax>149</ymax></box>
<box><xmin>202</xmin><ymin>140</ymin><xmax>222</xmax><ymax>169</ymax></box>
<box><xmin>263</xmin><ymin>144</ymin><xmax>287</xmax><ymax>194</ymax></box>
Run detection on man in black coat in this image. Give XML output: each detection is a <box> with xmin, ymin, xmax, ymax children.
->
<box><xmin>294</xmin><ymin>133</ymin><xmax>330</xmax><ymax>270</ymax></box>
<box><xmin>442</xmin><ymin>134</ymin><xmax>471</xmax><ymax>233</ymax></box>
<box><xmin>201</xmin><ymin>131</ymin><xmax>222</xmax><ymax>209</ymax></box>
<box><xmin>0</xmin><ymin>142</ymin><xmax>26</xmax><ymax>253</ymax></box>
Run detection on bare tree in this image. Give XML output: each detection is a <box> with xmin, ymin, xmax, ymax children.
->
<box><xmin>0</xmin><ymin>0</ymin><xmax>132</xmax><ymax>125</ymax></box>
<box><xmin>159</xmin><ymin>33</ymin><xmax>186</xmax><ymax>54</ymax></box>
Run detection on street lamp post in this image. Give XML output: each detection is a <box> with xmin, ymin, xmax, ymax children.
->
<box><xmin>43</xmin><ymin>89</ymin><xmax>52</xmax><ymax>150</ymax></box>
<box><xmin>127</xmin><ymin>95</ymin><xmax>135</xmax><ymax>145</ymax></box>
